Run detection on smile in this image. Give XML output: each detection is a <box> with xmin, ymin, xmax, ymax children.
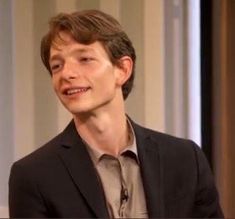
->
<box><xmin>64</xmin><ymin>87</ymin><xmax>90</xmax><ymax>95</ymax></box>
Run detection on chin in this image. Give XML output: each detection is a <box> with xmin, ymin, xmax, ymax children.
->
<box><xmin>66</xmin><ymin>104</ymin><xmax>94</xmax><ymax>116</ymax></box>
<box><xmin>61</xmin><ymin>100</ymin><xmax>89</xmax><ymax>114</ymax></box>
<box><xmin>66</xmin><ymin>107</ymin><xmax>89</xmax><ymax>115</ymax></box>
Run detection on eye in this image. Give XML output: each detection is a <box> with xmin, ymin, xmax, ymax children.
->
<box><xmin>80</xmin><ymin>57</ymin><xmax>94</xmax><ymax>63</ymax></box>
<box><xmin>50</xmin><ymin>62</ymin><xmax>63</xmax><ymax>73</ymax></box>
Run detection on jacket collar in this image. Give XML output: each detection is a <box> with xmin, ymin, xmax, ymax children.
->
<box><xmin>130</xmin><ymin>119</ymin><xmax>165</xmax><ymax>218</ymax></box>
<box><xmin>57</xmin><ymin>120</ymin><xmax>109</xmax><ymax>218</ymax></box>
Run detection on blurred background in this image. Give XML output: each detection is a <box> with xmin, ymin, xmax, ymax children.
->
<box><xmin>0</xmin><ymin>0</ymin><xmax>234</xmax><ymax>217</ymax></box>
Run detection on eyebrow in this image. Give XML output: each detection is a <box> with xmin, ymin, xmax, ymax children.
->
<box><xmin>49</xmin><ymin>47</ymin><xmax>96</xmax><ymax>63</ymax></box>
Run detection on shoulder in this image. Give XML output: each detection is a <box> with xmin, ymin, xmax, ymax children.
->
<box><xmin>12</xmin><ymin>120</ymin><xmax>76</xmax><ymax>169</ymax></box>
<box><xmin>133</xmin><ymin>121</ymin><xmax>214</xmax><ymax>188</ymax></box>
<box><xmin>13</xmin><ymin>131</ymin><xmax>64</xmax><ymax>170</ymax></box>
<box><xmin>133</xmin><ymin>120</ymin><xmax>199</xmax><ymax>149</ymax></box>
<box><xmin>9</xmin><ymin>134</ymin><xmax>62</xmax><ymax>195</ymax></box>
<box><xmin>131</xmin><ymin>120</ymin><xmax>205</xmax><ymax>164</ymax></box>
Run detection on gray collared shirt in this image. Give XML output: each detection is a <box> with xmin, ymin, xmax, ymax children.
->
<box><xmin>85</xmin><ymin>121</ymin><xmax>148</xmax><ymax>218</ymax></box>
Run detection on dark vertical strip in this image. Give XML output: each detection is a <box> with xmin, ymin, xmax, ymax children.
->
<box><xmin>200</xmin><ymin>0</ymin><xmax>213</xmax><ymax>169</ymax></box>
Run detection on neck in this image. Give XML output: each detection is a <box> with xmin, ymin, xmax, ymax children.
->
<box><xmin>73</xmin><ymin>98</ymin><xmax>130</xmax><ymax>156</ymax></box>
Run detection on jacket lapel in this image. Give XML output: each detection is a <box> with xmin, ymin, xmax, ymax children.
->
<box><xmin>132</xmin><ymin>121</ymin><xmax>165</xmax><ymax>218</ymax></box>
<box><xmin>57</xmin><ymin>121</ymin><xmax>109</xmax><ymax>218</ymax></box>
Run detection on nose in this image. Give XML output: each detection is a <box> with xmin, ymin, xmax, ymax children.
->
<box><xmin>61</xmin><ymin>61</ymin><xmax>78</xmax><ymax>80</ymax></box>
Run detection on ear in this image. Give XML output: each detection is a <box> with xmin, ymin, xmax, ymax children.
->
<box><xmin>115</xmin><ymin>56</ymin><xmax>133</xmax><ymax>86</ymax></box>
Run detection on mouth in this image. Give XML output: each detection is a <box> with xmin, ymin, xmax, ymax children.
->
<box><xmin>62</xmin><ymin>87</ymin><xmax>91</xmax><ymax>96</ymax></box>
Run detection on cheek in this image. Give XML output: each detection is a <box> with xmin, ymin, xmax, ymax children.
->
<box><xmin>51</xmin><ymin>77</ymin><xmax>60</xmax><ymax>93</ymax></box>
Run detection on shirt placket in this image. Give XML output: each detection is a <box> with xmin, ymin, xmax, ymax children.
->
<box><xmin>118</xmin><ymin>157</ymin><xmax>128</xmax><ymax>218</ymax></box>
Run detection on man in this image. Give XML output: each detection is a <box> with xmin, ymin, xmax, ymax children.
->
<box><xmin>9</xmin><ymin>10</ymin><xmax>223</xmax><ymax>218</ymax></box>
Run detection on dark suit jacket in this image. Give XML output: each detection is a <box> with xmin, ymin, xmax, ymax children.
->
<box><xmin>9</xmin><ymin>120</ymin><xmax>223</xmax><ymax>218</ymax></box>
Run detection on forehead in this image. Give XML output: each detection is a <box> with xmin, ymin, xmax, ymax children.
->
<box><xmin>49</xmin><ymin>31</ymin><xmax>108</xmax><ymax>59</ymax></box>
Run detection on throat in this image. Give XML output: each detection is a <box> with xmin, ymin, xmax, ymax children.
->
<box><xmin>74</xmin><ymin>115</ymin><xmax>133</xmax><ymax>156</ymax></box>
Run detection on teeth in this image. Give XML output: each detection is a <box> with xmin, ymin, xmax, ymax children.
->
<box><xmin>66</xmin><ymin>88</ymin><xmax>88</xmax><ymax>95</ymax></box>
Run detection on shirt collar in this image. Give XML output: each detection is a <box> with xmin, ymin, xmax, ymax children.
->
<box><xmin>85</xmin><ymin>118</ymin><xmax>139</xmax><ymax>165</ymax></box>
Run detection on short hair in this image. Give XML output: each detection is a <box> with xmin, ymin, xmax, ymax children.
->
<box><xmin>40</xmin><ymin>9</ymin><xmax>136</xmax><ymax>100</ymax></box>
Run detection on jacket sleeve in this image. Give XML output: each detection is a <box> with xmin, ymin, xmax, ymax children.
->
<box><xmin>8</xmin><ymin>162</ymin><xmax>49</xmax><ymax>218</ymax></box>
<box><xmin>192</xmin><ymin>143</ymin><xmax>224</xmax><ymax>218</ymax></box>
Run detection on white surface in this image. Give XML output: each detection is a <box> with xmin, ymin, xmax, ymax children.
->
<box><xmin>187</xmin><ymin>0</ymin><xmax>201</xmax><ymax>146</ymax></box>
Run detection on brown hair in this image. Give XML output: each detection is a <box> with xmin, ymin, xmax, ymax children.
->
<box><xmin>40</xmin><ymin>9</ymin><xmax>136</xmax><ymax>100</ymax></box>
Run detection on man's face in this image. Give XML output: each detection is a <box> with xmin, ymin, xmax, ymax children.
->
<box><xmin>49</xmin><ymin>32</ymin><xmax>124</xmax><ymax>115</ymax></box>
